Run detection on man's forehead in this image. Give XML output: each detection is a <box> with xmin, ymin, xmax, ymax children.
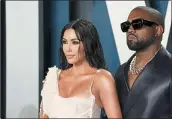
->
<box><xmin>127</xmin><ymin>9</ymin><xmax>154</xmax><ymax>21</ymax></box>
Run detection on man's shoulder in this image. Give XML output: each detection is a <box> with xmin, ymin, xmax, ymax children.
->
<box><xmin>115</xmin><ymin>62</ymin><xmax>128</xmax><ymax>79</ymax></box>
<box><xmin>117</xmin><ymin>62</ymin><xmax>127</xmax><ymax>71</ymax></box>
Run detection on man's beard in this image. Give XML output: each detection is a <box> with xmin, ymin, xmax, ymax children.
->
<box><xmin>127</xmin><ymin>36</ymin><xmax>156</xmax><ymax>51</ymax></box>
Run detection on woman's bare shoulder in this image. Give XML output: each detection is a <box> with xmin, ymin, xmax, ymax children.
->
<box><xmin>96</xmin><ymin>69</ymin><xmax>114</xmax><ymax>80</ymax></box>
<box><xmin>94</xmin><ymin>69</ymin><xmax>115</xmax><ymax>88</ymax></box>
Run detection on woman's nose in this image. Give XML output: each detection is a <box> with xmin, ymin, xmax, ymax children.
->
<box><xmin>67</xmin><ymin>43</ymin><xmax>72</xmax><ymax>52</ymax></box>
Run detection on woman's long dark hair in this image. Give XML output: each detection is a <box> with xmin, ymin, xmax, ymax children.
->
<box><xmin>59</xmin><ymin>19</ymin><xmax>106</xmax><ymax>70</ymax></box>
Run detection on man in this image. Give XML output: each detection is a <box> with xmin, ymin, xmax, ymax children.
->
<box><xmin>115</xmin><ymin>6</ymin><xmax>172</xmax><ymax>118</ymax></box>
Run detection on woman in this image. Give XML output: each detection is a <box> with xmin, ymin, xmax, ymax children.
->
<box><xmin>39</xmin><ymin>19</ymin><xmax>122</xmax><ymax>118</ymax></box>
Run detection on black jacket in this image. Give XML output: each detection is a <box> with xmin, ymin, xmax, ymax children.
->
<box><xmin>115</xmin><ymin>47</ymin><xmax>172</xmax><ymax>118</ymax></box>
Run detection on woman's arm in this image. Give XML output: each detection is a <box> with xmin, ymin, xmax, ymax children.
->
<box><xmin>94</xmin><ymin>70</ymin><xmax>122</xmax><ymax>118</ymax></box>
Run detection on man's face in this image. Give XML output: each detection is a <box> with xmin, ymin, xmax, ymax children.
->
<box><xmin>126</xmin><ymin>9</ymin><xmax>158</xmax><ymax>51</ymax></box>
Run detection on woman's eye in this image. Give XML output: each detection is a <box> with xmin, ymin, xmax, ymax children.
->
<box><xmin>62</xmin><ymin>40</ymin><xmax>67</xmax><ymax>44</ymax></box>
<box><xmin>73</xmin><ymin>41</ymin><xmax>79</xmax><ymax>45</ymax></box>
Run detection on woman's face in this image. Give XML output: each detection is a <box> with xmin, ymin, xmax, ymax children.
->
<box><xmin>62</xmin><ymin>29</ymin><xmax>86</xmax><ymax>65</ymax></box>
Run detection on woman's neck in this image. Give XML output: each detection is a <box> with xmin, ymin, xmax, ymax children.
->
<box><xmin>70</xmin><ymin>60</ymin><xmax>91</xmax><ymax>76</ymax></box>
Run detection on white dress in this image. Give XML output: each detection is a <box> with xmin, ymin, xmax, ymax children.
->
<box><xmin>40</xmin><ymin>66</ymin><xmax>101</xmax><ymax>118</ymax></box>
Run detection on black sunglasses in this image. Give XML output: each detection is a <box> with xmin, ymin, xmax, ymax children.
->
<box><xmin>121</xmin><ymin>18</ymin><xmax>158</xmax><ymax>32</ymax></box>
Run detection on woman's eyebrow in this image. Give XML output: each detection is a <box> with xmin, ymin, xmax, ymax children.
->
<box><xmin>62</xmin><ymin>38</ymin><xmax>79</xmax><ymax>41</ymax></box>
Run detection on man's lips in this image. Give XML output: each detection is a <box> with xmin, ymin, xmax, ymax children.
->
<box><xmin>127</xmin><ymin>34</ymin><xmax>137</xmax><ymax>41</ymax></box>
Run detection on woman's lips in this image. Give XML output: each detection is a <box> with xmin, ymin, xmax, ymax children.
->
<box><xmin>66</xmin><ymin>55</ymin><xmax>74</xmax><ymax>59</ymax></box>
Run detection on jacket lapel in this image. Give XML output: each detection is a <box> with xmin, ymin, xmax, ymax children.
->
<box><xmin>123</xmin><ymin>47</ymin><xmax>166</xmax><ymax>116</ymax></box>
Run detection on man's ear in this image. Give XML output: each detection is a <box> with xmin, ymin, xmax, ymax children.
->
<box><xmin>155</xmin><ymin>25</ymin><xmax>164</xmax><ymax>37</ymax></box>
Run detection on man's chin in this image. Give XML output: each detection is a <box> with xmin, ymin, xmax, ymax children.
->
<box><xmin>128</xmin><ymin>45</ymin><xmax>148</xmax><ymax>52</ymax></box>
<box><xmin>128</xmin><ymin>45</ymin><xmax>143</xmax><ymax>51</ymax></box>
<box><xmin>127</xmin><ymin>45</ymin><xmax>138</xmax><ymax>51</ymax></box>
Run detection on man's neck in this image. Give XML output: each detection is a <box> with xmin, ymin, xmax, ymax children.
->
<box><xmin>135</xmin><ymin>45</ymin><xmax>161</xmax><ymax>68</ymax></box>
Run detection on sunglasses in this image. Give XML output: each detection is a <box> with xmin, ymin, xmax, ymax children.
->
<box><xmin>121</xmin><ymin>18</ymin><xmax>158</xmax><ymax>32</ymax></box>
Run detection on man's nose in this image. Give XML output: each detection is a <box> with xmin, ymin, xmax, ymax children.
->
<box><xmin>127</xmin><ymin>25</ymin><xmax>135</xmax><ymax>34</ymax></box>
